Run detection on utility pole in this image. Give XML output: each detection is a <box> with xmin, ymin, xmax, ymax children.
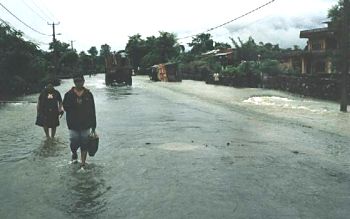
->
<box><xmin>70</xmin><ymin>40</ymin><xmax>75</xmax><ymax>50</ymax></box>
<box><xmin>340</xmin><ymin>0</ymin><xmax>350</xmax><ymax>112</ymax></box>
<box><xmin>47</xmin><ymin>22</ymin><xmax>60</xmax><ymax>78</ymax></box>
<box><xmin>47</xmin><ymin>22</ymin><xmax>60</xmax><ymax>42</ymax></box>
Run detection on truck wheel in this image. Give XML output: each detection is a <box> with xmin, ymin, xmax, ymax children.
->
<box><xmin>105</xmin><ymin>74</ymin><xmax>111</xmax><ymax>85</ymax></box>
<box><xmin>126</xmin><ymin>75</ymin><xmax>132</xmax><ymax>86</ymax></box>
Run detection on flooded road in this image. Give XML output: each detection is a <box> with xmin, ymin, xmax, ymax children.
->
<box><xmin>1</xmin><ymin>74</ymin><xmax>350</xmax><ymax>218</ymax></box>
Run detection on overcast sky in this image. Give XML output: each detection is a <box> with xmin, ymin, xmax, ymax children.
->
<box><xmin>0</xmin><ymin>0</ymin><xmax>338</xmax><ymax>52</ymax></box>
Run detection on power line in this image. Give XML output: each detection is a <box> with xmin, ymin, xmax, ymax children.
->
<box><xmin>36</xmin><ymin>0</ymin><xmax>57</xmax><ymax>21</ymax></box>
<box><xmin>26</xmin><ymin>0</ymin><xmax>54</xmax><ymax>22</ymax></box>
<box><xmin>0</xmin><ymin>17</ymin><xmax>50</xmax><ymax>45</ymax></box>
<box><xmin>20</xmin><ymin>0</ymin><xmax>49</xmax><ymax>23</ymax></box>
<box><xmin>211</xmin><ymin>15</ymin><xmax>274</xmax><ymax>39</ymax></box>
<box><xmin>0</xmin><ymin>2</ymin><xmax>51</xmax><ymax>36</ymax></box>
<box><xmin>178</xmin><ymin>0</ymin><xmax>276</xmax><ymax>40</ymax></box>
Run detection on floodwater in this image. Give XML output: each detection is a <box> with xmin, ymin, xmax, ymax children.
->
<box><xmin>1</xmin><ymin>74</ymin><xmax>350</xmax><ymax>218</ymax></box>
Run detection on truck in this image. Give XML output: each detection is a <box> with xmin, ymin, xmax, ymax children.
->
<box><xmin>150</xmin><ymin>63</ymin><xmax>182</xmax><ymax>82</ymax></box>
<box><xmin>105</xmin><ymin>51</ymin><xmax>132</xmax><ymax>86</ymax></box>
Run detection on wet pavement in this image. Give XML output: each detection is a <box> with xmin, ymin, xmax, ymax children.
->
<box><xmin>1</xmin><ymin>74</ymin><xmax>350</xmax><ymax>218</ymax></box>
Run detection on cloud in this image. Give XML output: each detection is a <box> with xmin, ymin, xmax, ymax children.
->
<box><xmin>219</xmin><ymin>14</ymin><xmax>328</xmax><ymax>48</ymax></box>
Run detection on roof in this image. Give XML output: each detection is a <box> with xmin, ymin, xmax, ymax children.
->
<box><xmin>215</xmin><ymin>51</ymin><xmax>233</xmax><ymax>56</ymax></box>
<box><xmin>201</xmin><ymin>49</ymin><xmax>220</xmax><ymax>56</ymax></box>
<box><xmin>300</xmin><ymin>27</ymin><xmax>335</xmax><ymax>38</ymax></box>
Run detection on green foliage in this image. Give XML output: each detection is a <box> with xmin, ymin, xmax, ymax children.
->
<box><xmin>60</xmin><ymin>51</ymin><xmax>79</xmax><ymax>70</ymax></box>
<box><xmin>328</xmin><ymin>0</ymin><xmax>349</xmax><ymax>73</ymax></box>
<box><xmin>49</xmin><ymin>41</ymin><xmax>70</xmax><ymax>54</ymax></box>
<box><xmin>100</xmin><ymin>44</ymin><xmax>111</xmax><ymax>57</ymax></box>
<box><xmin>126</xmin><ymin>32</ymin><xmax>181</xmax><ymax>69</ymax></box>
<box><xmin>179</xmin><ymin>56</ymin><xmax>221</xmax><ymax>79</ymax></box>
<box><xmin>221</xmin><ymin>65</ymin><xmax>239</xmax><ymax>75</ymax></box>
<box><xmin>214</xmin><ymin>42</ymin><xmax>231</xmax><ymax>50</ymax></box>
<box><xmin>88</xmin><ymin>46</ymin><xmax>98</xmax><ymax>57</ymax></box>
<box><xmin>188</xmin><ymin>33</ymin><xmax>214</xmax><ymax>55</ymax></box>
<box><xmin>231</xmin><ymin>36</ymin><xmax>282</xmax><ymax>63</ymax></box>
<box><xmin>328</xmin><ymin>0</ymin><xmax>344</xmax><ymax>27</ymax></box>
<box><xmin>259</xmin><ymin>59</ymin><xmax>284</xmax><ymax>75</ymax></box>
<box><xmin>78</xmin><ymin>51</ymin><xmax>91</xmax><ymax>74</ymax></box>
<box><xmin>0</xmin><ymin>23</ymin><xmax>48</xmax><ymax>95</ymax></box>
<box><xmin>221</xmin><ymin>59</ymin><xmax>285</xmax><ymax>76</ymax></box>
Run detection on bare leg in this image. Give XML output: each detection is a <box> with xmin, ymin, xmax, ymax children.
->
<box><xmin>43</xmin><ymin>127</ymin><xmax>50</xmax><ymax>138</ymax></box>
<box><xmin>51</xmin><ymin>127</ymin><xmax>56</xmax><ymax>138</ymax></box>
<box><xmin>81</xmin><ymin>150</ymin><xmax>88</xmax><ymax>167</ymax></box>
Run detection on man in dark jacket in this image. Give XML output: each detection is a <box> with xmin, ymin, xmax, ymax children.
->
<box><xmin>63</xmin><ymin>75</ymin><xmax>96</xmax><ymax>169</ymax></box>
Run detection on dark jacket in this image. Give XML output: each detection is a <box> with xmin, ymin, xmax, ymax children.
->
<box><xmin>38</xmin><ymin>88</ymin><xmax>62</xmax><ymax>115</ymax></box>
<box><xmin>63</xmin><ymin>87</ymin><xmax>96</xmax><ymax>131</ymax></box>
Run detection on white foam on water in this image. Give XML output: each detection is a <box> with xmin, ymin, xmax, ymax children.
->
<box><xmin>157</xmin><ymin>142</ymin><xmax>200</xmax><ymax>151</ymax></box>
<box><xmin>243</xmin><ymin>96</ymin><xmax>329</xmax><ymax>113</ymax></box>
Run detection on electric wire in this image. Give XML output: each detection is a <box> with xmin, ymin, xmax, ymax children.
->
<box><xmin>0</xmin><ymin>2</ymin><xmax>51</xmax><ymax>36</ymax></box>
<box><xmin>0</xmin><ymin>17</ymin><xmax>50</xmax><ymax>46</ymax></box>
<box><xmin>20</xmin><ymin>0</ymin><xmax>49</xmax><ymax>23</ymax></box>
<box><xmin>26</xmin><ymin>0</ymin><xmax>54</xmax><ymax>22</ymax></box>
<box><xmin>36</xmin><ymin>0</ymin><xmax>57</xmax><ymax>21</ymax></box>
<box><xmin>178</xmin><ymin>0</ymin><xmax>276</xmax><ymax>40</ymax></box>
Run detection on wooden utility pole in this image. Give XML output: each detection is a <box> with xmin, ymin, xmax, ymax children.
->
<box><xmin>47</xmin><ymin>22</ymin><xmax>60</xmax><ymax>78</ymax></box>
<box><xmin>340</xmin><ymin>0</ymin><xmax>350</xmax><ymax>112</ymax></box>
<box><xmin>47</xmin><ymin>22</ymin><xmax>60</xmax><ymax>42</ymax></box>
<box><xmin>70</xmin><ymin>40</ymin><xmax>75</xmax><ymax>50</ymax></box>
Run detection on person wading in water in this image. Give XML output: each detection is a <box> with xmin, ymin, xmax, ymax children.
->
<box><xmin>63</xmin><ymin>75</ymin><xmax>96</xmax><ymax>169</ymax></box>
<box><xmin>36</xmin><ymin>81</ymin><xmax>63</xmax><ymax>139</ymax></box>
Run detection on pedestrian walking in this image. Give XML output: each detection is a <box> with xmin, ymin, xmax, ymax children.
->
<box><xmin>63</xmin><ymin>75</ymin><xmax>96</xmax><ymax>169</ymax></box>
<box><xmin>36</xmin><ymin>81</ymin><xmax>63</xmax><ymax>139</ymax></box>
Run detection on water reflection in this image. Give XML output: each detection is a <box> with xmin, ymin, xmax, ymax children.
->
<box><xmin>64</xmin><ymin>164</ymin><xmax>110</xmax><ymax>218</ymax></box>
<box><xmin>105</xmin><ymin>86</ymin><xmax>134</xmax><ymax>101</ymax></box>
<box><xmin>34</xmin><ymin>138</ymin><xmax>65</xmax><ymax>158</ymax></box>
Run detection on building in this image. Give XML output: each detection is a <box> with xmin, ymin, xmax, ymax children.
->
<box><xmin>201</xmin><ymin>48</ymin><xmax>235</xmax><ymax>68</ymax></box>
<box><xmin>282</xmin><ymin>22</ymin><xmax>339</xmax><ymax>74</ymax></box>
<box><xmin>299</xmin><ymin>23</ymin><xmax>338</xmax><ymax>74</ymax></box>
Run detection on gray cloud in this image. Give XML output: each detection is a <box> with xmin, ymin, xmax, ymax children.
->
<box><xmin>222</xmin><ymin>15</ymin><xmax>328</xmax><ymax>48</ymax></box>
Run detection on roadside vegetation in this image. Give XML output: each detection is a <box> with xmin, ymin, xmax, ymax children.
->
<box><xmin>0</xmin><ymin>0</ymin><xmax>345</xmax><ymax>97</ymax></box>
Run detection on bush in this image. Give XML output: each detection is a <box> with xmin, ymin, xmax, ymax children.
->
<box><xmin>259</xmin><ymin>59</ymin><xmax>283</xmax><ymax>75</ymax></box>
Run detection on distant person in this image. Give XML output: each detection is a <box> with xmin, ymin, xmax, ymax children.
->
<box><xmin>63</xmin><ymin>75</ymin><xmax>96</xmax><ymax>169</ymax></box>
<box><xmin>36</xmin><ymin>81</ymin><xmax>63</xmax><ymax>139</ymax></box>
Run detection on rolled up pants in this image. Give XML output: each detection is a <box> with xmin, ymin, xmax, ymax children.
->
<box><xmin>69</xmin><ymin>129</ymin><xmax>90</xmax><ymax>153</ymax></box>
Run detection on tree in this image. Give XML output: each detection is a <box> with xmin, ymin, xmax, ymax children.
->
<box><xmin>155</xmin><ymin>31</ymin><xmax>180</xmax><ymax>63</ymax></box>
<box><xmin>214</xmin><ymin>42</ymin><xmax>231</xmax><ymax>49</ymax></box>
<box><xmin>49</xmin><ymin>40</ymin><xmax>70</xmax><ymax>54</ymax></box>
<box><xmin>231</xmin><ymin>36</ymin><xmax>259</xmax><ymax>62</ymax></box>
<box><xmin>188</xmin><ymin>33</ymin><xmax>214</xmax><ymax>55</ymax></box>
<box><xmin>328</xmin><ymin>0</ymin><xmax>349</xmax><ymax>72</ymax></box>
<box><xmin>78</xmin><ymin>51</ymin><xmax>91</xmax><ymax>74</ymax></box>
<box><xmin>88</xmin><ymin>46</ymin><xmax>98</xmax><ymax>57</ymax></box>
<box><xmin>87</xmin><ymin>46</ymin><xmax>98</xmax><ymax>73</ymax></box>
<box><xmin>328</xmin><ymin>0</ymin><xmax>344</xmax><ymax>27</ymax></box>
<box><xmin>127</xmin><ymin>32</ymin><xmax>181</xmax><ymax>68</ymax></box>
<box><xmin>125</xmin><ymin>34</ymin><xmax>147</xmax><ymax>69</ymax></box>
<box><xmin>0</xmin><ymin>23</ymin><xmax>47</xmax><ymax>95</ymax></box>
<box><xmin>99</xmin><ymin>44</ymin><xmax>111</xmax><ymax>58</ymax></box>
<box><xmin>60</xmin><ymin>50</ymin><xmax>79</xmax><ymax>75</ymax></box>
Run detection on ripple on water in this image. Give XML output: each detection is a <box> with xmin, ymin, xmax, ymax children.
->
<box><xmin>54</xmin><ymin>162</ymin><xmax>110</xmax><ymax>218</ymax></box>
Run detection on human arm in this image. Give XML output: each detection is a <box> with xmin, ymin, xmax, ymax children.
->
<box><xmin>90</xmin><ymin>93</ymin><xmax>97</xmax><ymax>133</ymax></box>
<box><xmin>62</xmin><ymin>92</ymin><xmax>72</xmax><ymax>112</ymax></box>
<box><xmin>56</xmin><ymin>91</ymin><xmax>64</xmax><ymax>117</ymax></box>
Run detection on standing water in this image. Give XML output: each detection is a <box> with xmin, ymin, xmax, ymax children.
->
<box><xmin>1</xmin><ymin>74</ymin><xmax>350</xmax><ymax>218</ymax></box>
